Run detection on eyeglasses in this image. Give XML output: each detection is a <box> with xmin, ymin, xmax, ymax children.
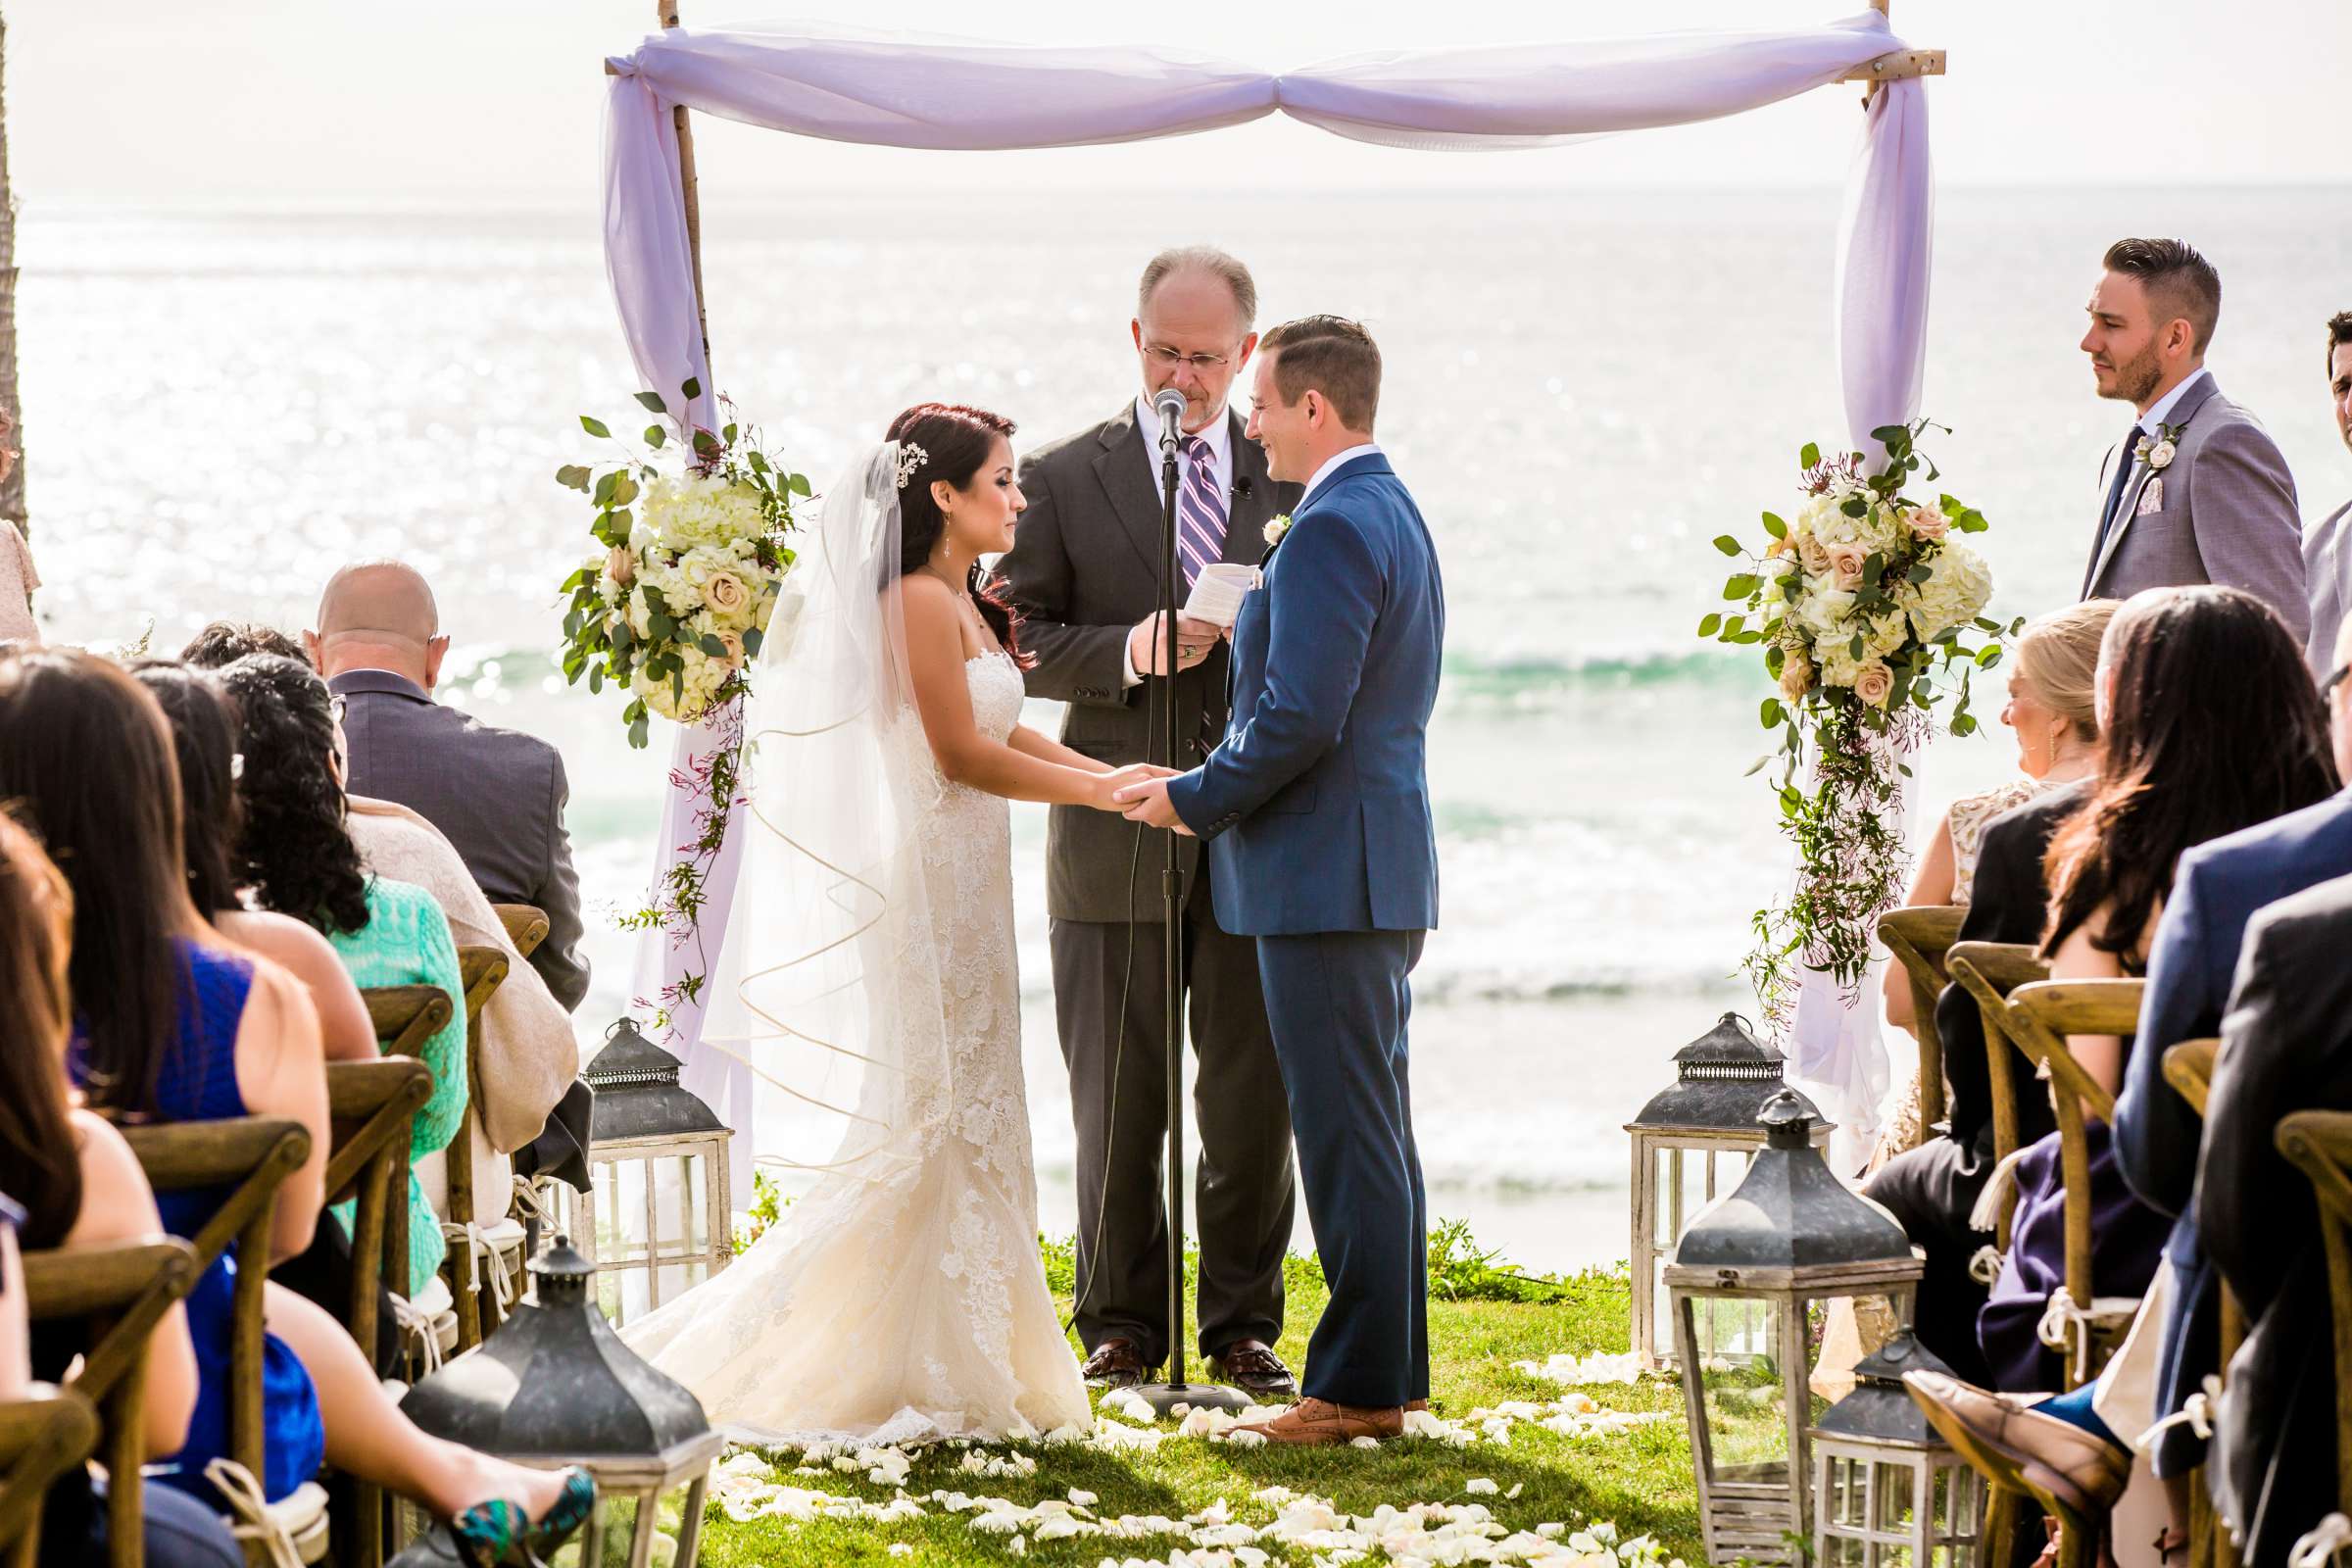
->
<box><xmin>328</xmin><ymin>695</ymin><xmax>348</xmax><ymax>725</ymax></box>
<box><xmin>2328</xmin><ymin>663</ymin><xmax>2351</xmax><ymax>698</ymax></box>
<box><xmin>1144</xmin><ymin>344</ymin><xmax>1235</xmax><ymax>372</ymax></box>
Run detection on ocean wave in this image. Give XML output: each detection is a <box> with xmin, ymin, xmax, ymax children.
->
<box><xmin>1439</xmin><ymin>646</ymin><xmax>1746</xmax><ymax>705</ymax></box>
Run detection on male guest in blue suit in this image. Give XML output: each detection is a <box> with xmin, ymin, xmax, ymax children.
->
<box><xmin>1116</xmin><ymin>316</ymin><xmax>1445</xmax><ymax>1446</ymax></box>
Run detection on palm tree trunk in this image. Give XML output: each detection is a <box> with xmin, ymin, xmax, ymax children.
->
<box><xmin>0</xmin><ymin>5</ymin><xmax>25</xmax><ymax>535</ymax></box>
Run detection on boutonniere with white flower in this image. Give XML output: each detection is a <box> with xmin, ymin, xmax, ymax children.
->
<box><xmin>1262</xmin><ymin>513</ymin><xmax>1294</xmax><ymax>547</ymax></box>
<box><xmin>2134</xmin><ymin>420</ymin><xmax>2186</xmax><ymax>472</ymax></box>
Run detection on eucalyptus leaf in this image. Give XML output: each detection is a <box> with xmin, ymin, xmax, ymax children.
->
<box><xmin>1697</xmin><ymin>612</ymin><xmax>1723</xmax><ymax>637</ymax></box>
<box><xmin>1713</xmin><ymin>535</ymin><xmax>1741</xmax><ymax>557</ymax></box>
<box><xmin>581</xmin><ymin>416</ymin><xmax>611</xmax><ymax>439</ymax></box>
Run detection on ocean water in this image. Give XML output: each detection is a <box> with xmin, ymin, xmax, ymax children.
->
<box><xmin>21</xmin><ymin>186</ymin><xmax>2352</xmax><ymax>1272</ymax></box>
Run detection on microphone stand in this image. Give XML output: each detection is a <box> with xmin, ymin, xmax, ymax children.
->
<box><xmin>1128</xmin><ymin>408</ymin><xmax>1250</xmax><ymax>1417</ymax></box>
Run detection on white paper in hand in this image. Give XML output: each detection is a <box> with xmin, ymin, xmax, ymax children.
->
<box><xmin>1184</xmin><ymin>563</ymin><xmax>1259</xmax><ymax>628</ymax></box>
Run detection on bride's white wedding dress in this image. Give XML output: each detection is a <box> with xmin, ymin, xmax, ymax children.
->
<box><xmin>618</xmin><ymin>484</ymin><xmax>1091</xmax><ymax>1442</ymax></box>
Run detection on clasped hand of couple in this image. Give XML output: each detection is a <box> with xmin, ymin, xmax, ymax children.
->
<box><xmin>1099</xmin><ymin>610</ymin><xmax>1226</xmax><ymax>836</ymax></box>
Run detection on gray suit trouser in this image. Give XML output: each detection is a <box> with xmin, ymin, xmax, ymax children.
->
<box><xmin>1051</xmin><ymin>855</ymin><xmax>1296</xmax><ymax>1365</ymax></box>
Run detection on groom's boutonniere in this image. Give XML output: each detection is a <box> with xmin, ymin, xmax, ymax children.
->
<box><xmin>1262</xmin><ymin>514</ymin><xmax>1295</xmax><ymax>547</ymax></box>
<box><xmin>2134</xmin><ymin>421</ymin><xmax>2186</xmax><ymax>472</ymax></box>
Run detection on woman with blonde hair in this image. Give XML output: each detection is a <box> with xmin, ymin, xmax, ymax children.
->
<box><xmin>1876</xmin><ymin>601</ymin><xmax>2119</xmax><ymax>1120</ymax></box>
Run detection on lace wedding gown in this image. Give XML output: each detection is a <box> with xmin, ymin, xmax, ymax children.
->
<box><xmin>619</xmin><ymin>651</ymin><xmax>1091</xmax><ymax>1444</ymax></box>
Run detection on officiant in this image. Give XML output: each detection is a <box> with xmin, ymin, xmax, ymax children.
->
<box><xmin>996</xmin><ymin>247</ymin><xmax>1302</xmax><ymax>1398</ymax></box>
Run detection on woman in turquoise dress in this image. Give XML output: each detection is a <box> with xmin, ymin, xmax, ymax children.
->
<box><xmin>0</xmin><ymin>647</ymin><xmax>588</xmax><ymax>1565</ymax></box>
<box><xmin>216</xmin><ymin>654</ymin><xmax>467</xmax><ymax>1298</ymax></box>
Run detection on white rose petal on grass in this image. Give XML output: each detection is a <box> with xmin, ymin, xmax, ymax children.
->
<box><xmin>1465</xmin><ymin>1478</ymin><xmax>1500</xmax><ymax>1495</ymax></box>
<box><xmin>1223</xmin><ymin>1428</ymin><xmax>1268</xmax><ymax>1448</ymax></box>
<box><xmin>888</xmin><ymin>1545</ymin><xmax>913</xmax><ymax>1558</ymax></box>
<box><xmin>1351</xmin><ymin>1435</ymin><xmax>1382</xmax><ymax>1449</ymax></box>
<box><xmin>1507</xmin><ymin>1483</ymin><xmax>1525</xmax><ymax>1499</ymax></box>
<box><xmin>1068</xmin><ymin>1488</ymin><xmax>1098</xmax><ymax>1506</ymax></box>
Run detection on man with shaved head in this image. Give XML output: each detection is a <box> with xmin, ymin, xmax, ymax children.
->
<box><xmin>307</xmin><ymin>562</ymin><xmax>591</xmax><ymax>1011</ymax></box>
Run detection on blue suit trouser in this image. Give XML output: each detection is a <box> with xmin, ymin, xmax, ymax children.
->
<box><xmin>1255</xmin><ymin>928</ymin><xmax>1429</xmax><ymax>1407</ymax></box>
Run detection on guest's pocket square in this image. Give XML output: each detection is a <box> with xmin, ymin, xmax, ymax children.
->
<box><xmin>2136</xmin><ymin>477</ymin><xmax>2164</xmax><ymax>515</ymax></box>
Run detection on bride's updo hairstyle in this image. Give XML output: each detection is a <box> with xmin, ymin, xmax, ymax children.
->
<box><xmin>886</xmin><ymin>402</ymin><xmax>1029</xmax><ymax>666</ymax></box>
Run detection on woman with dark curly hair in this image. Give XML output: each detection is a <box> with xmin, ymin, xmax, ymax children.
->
<box><xmin>215</xmin><ymin>652</ymin><xmax>468</xmax><ymax>1298</ymax></box>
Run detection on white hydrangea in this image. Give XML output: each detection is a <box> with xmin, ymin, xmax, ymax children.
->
<box><xmin>638</xmin><ymin>470</ymin><xmax>769</xmax><ymax>553</ymax></box>
<box><xmin>1900</xmin><ymin>540</ymin><xmax>1994</xmax><ymax>644</ymax></box>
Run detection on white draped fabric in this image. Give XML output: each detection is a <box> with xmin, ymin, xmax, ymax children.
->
<box><xmin>603</xmin><ymin>11</ymin><xmax>1934</xmax><ymax>1168</ymax></box>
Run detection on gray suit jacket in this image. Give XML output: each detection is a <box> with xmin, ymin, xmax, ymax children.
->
<box><xmin>330</xmin><ymin>669</ymin><xmax>591</xmax><ymax>1011</ymax></box>
<box><xmin>2082</xmin><ymin>375</ymin><xmax>2307</xmax><ymax>644</ymax></box>
<box><xmin>994</xmin><ymin>404</ymin><xmax>1298</xmax><ymax>923</ymax></box>
<box><xmin>2302</xmin><ymin>498</ymin><xmax>2352</xmax><ymax>681</ymax></box>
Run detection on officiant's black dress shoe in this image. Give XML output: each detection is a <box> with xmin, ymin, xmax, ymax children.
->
<box><xmin>1082</xmin><ymin>1338</ymin><xmax>1154</xmax><ymax>1390</ymax></box>
<box><xmin>1206</xmin><ymin>1339</ymin><xmax>1298</xmax><ymax>1400</ymax></box>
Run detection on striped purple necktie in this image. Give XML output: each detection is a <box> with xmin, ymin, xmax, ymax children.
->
<box><xmin>1175</xmin><ymin>435</ymin><xmax>1227</xmax><ymax>592</ymax></box>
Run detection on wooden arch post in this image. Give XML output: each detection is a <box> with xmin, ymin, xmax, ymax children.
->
<box><xmin>661</xmin><ymin>0</ymin><xmax>711</xmax><ymax>375</ymax></box>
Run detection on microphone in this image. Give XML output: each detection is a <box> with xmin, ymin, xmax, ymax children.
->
<box><xmin>1152</xmin><ymin>387</ymin><xmax>1187</xmax><ymax>455</ymax></box>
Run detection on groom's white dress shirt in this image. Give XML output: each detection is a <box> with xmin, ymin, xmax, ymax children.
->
<box><xmin>1118</xmin><ymin>395</ymin><xmax>1239</xmax><ymax>689</ymax></box>
<box><xmin>2134</xmin><ymin>367</ymin><xmax>2211</xmax><ymax>442</ymax></box>
<box><xmin>1298</xmin><ymin>442</ymin><xmax>1386</xmax><ymax>510</ymax></box>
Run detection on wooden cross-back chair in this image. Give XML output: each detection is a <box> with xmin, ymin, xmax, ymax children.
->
<box><xmin>19</xmin><ymin>1238</ymin><xmax>200</xmax><ymax>1568</ymax></box>
<box><xmin>1944</xmin><ymin>941</ymin><xmax>2053</xmax><ymax>1250</ymax></box>
<box><xmin>2160</xmin><ymin>1038</ymin><xmax>2233</xmax><ymax>1568</ymax></box>
<box><xmin>1879</xmin><ymin>905</ymin><xmax>1968</xmax><ymax>1146</ymax></box>
<box><xmin>2003</xmin><ymin>977</ymin><xmax>2146</xmax><ymax>1394</ymax></box>
<box><xmin>362</xmin><ymin>985</ymin><xmax>457</xmax><ymax>1377</ymax></box>
<box><xmin>0</xmin><ymin>1384</ymin><xmax>100</xmax><ymax>1568</ymax></box>
<box><xmin>121</xmin><ymin>1119</ymin><xmax>323</xmax><ymax>1567</ymax></box>
<box><xmin>2274</xmin><ymin>1108</ymin><xmax>2352</xmax><ymax>1521</ymax></box>
<box><xmin>321</xmin><ymin>1056</ymin><xmax>433</xmax><ymax>1568</ymax></box>
<box><xmin>443</xmin><ymin>946</ymin><xmax>517</xmax><ymax>1351</ymax></box>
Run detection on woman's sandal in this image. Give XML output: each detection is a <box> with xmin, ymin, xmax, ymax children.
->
<box><xmin>2152</xmin><ymin>1526</ymin><xmax>2190</xmax><ymax>1565</ymax></box>
<box><xmin>451</xmin><ymin>1467</ymin><xmax>597</xmax><ymax>1568</ymax></box>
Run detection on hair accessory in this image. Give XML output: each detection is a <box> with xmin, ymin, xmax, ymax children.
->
<box><xmin>894</xmin><ymin>442</ymin><xmax>929</xmax><ymax>490</ymax></box>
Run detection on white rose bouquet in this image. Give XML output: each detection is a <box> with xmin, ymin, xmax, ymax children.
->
<box><xmin>553</xmin><ymin>380</ymin><xmax>811</xmax><ymax>1034</ymax></box>
<box><xmin>1701</xmin><ymin>419</ymin><xmax>2022</xmax><ymax>1025</ymax></box>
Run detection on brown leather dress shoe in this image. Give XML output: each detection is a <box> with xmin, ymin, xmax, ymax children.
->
<box><xmin>1206</xmin><ymin>1339</ymin><xmax>1298</xmax><ymax>1400</ymax></box>
<box><xmin>1235</xmin><ymin>1396</ymin><xmax>1404</xmax><ymax>1446</ymax></box>
<box><xmin>1082</xmin><ymin>1338</ymin><xmax>1155</xmax><ymax>1390</ymax></box>
<box><xmin>1902</xmin><ymin>1371</ymin><xmax>2130</xmax><ymax>1515</ymax></box>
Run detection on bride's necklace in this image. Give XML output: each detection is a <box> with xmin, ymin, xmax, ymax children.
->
<box><xmin>922</xmin><ymin>561</ymin><xmax>974</xmax><ymax>603</ymax></box>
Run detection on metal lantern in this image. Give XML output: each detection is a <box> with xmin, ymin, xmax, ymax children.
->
<box><xmin>1627</xmin><ymin>1012</ymin><xmax>1831</xmax><ymax>1367</ymax></box>
<box><xmin>1666</xmin><ymin>1091</ymin><xmax>1921</xmax><ymax>1567</ymax></box>
<box><xmin>1811</xmin><ymin>1333</ymin><xmax>1986</xmax><ymax>1568</ymax></box>
<box><xmin>572</xmin><ymin>1017</ymin><xmax>735</xmax><ymax>1325</ymax></box>
<box><xmin>401</xmin><ymin>1237</ymin><xmax>724</xmax><ymax>1568</ymax></box>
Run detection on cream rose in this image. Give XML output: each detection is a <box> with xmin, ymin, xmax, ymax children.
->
<box><xmin>1779</xmin><ymin>651</ymin><xmax>1814</xmax><ymax>704</ymax></box>
<box><xmin>715</xmin><ymin>630</ymin><xmax>747</xmax><ymax>667</ymax></box>
<box><xmin>1828</xmin><ymin>542</ymin><xmax>1871</xmax><ymax>590</ymax></box>
<box><xmin>1852</xmin><ymin>660</ymin><xmax>1896</xmax><ymax>708</ymax></box>
<box><xmin>1797</xmin><ymin>534</ymin><xmax>1833</xmax><ymax>576</ymax></box>
<box><xmin>1904</xmin><ymin>506</ymin><xmax>1948</xmax><ymax>542</ymax></box>
<box><xmin>703</xmin><ymin>569</ymin><xmax>751</xmax><ymax>617</ymax></box>
<box><xmin>605</xmin><ymin>545</ymin><xmax>637</xmax><ymax>587</ymax></box>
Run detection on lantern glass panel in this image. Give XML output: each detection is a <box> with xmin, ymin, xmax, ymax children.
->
<box><xmin>1825</xmin><ymin>1539</ymin><xmax>1868</xmax><ymax>1568</ymax></box>
<box><xmin>1883</xmin><ymin>1548</ymin><xmax>1913</xmax><ymax>1568</ymax></box>
<box><xmin>1694</xmin><ymin>1344</ymin><xmax>1790</xmax><ymax>1483</ymax></box>
<box><xmin>1650</xmin><ymin>1145</ymin><xmax>1759</xmax><ymax>1362</ymax></box>
<box><xmin>1874</xmin><ymin>1460</ymin><xmax>1918</xmax><ymax>1533</ymax></box>
<box><xmin>1827</xmin><ymin>1456</ymin><xmax>1867</xmax><ymax>1529</ymax></box>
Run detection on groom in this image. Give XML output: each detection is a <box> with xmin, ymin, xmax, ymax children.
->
<box><xmin>1117</xmin><ymin>316</ymin><xmax>1445</xmax><ymax>1444</ymax></box>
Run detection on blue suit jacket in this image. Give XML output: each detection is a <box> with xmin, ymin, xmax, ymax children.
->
<box><xmin>2114</xmin><ymin>788</ymin><xmax>2352</xmax><ymax>1466</ymax></box>
<box><xmin>2119</xmin><ymin>788</ymin><xmax>2352</xmax><ymax>1225</ymax></box>
<box><xmin>1164</xmin><ymin>451</ymin><xmax>1444</xmax><ymax>936</ymax></box>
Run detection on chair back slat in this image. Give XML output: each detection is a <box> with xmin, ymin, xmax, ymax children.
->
<box><xmin>2161</xmin><ymin>1039</ymin><xmax>2220</xmax><ymax>1119</ymax></box>
<box><xmin>365</xmin><ymin>985</ymin><xmax>452</xmax><ymax>1058</ymax></box>
<box><xmin>444</xmin><ymin>947</ymin><xmax>512</xmax><ymax>1351</ymax></box>
<box><xmin>491</xmin><ymin>905</ymin><xmax>550</xmax><ymax>960</ymax></box>
<box><xmin>1880</xmin><ymin>906</ymin><xmax>1968</xmax><ymax>1142</ymax></box>
<box><xmin>2275</xmin><ymin>1109</ymin><xmax>2352</xmax><ymax>1512</ymax></box>
<box><xmin>119</xmin><ymin>1119</ymin><xmax>311</xmax><ymax>1487</ymax></box>
<box><xmin>323</xmin><ymin>1057</ymin><xmax>433</xmax><ymax>1357</ymax></box>
<box><xmin>1945</xmin><ymin>942</ymin><xmax>2052</xmax><ymax>1251</ymax></box>
<box><xmin>0</xmin><ymin>1385</ymin><xmax>100</xmax><ymax>1567</ymax></box>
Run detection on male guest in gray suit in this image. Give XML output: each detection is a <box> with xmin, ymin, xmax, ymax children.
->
<box><xmin>995</xmin><ymin>248</ymin><xmax>1302</xmax><ymax>1398</ymax></box>
<box><xmin>2080</xmin><ymin>237</ymin><xmax>2306</xmax><ymax>640</ymax></box>
<box><xmin>304</xmin><ymin>561</ymin><xmax>592</xmax><ymax>1012</ymax></box>
<box><xmin>2302</xmin><ymin>311</ymin><xmax>2352</xmax><ymax>682</ymax></box>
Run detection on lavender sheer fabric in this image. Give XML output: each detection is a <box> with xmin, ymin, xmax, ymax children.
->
<box><xmin>610</xmin><ymin>12</ymin><xmax>1935</xmax><ymax>1162</ymax></box>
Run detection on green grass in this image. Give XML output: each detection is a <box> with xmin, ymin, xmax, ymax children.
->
<box><xmin>595</xmin><ymin>1242</ymin><xmax>1706</xmax><ymax>1568</ymax></box>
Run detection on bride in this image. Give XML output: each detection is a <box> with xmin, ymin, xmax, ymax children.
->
<box><xmin>619</xmin><ymin>403</ymin><xmax>1164</xmax><ymax>1443</ymax></box>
